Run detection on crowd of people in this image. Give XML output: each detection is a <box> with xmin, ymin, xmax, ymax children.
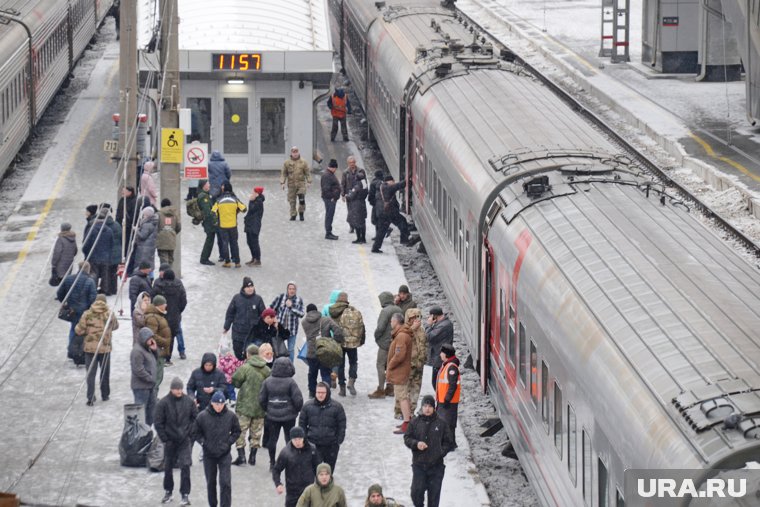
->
<box><xmin>49</xmin><ymin>147</ymin><xmax>463</xmax><ymax>507</ymax></box>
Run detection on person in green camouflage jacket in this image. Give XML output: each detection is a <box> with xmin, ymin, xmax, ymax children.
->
<box><xmin>75</xmin><ymin>294</ymin><xmax>119</xmax><ymax>405</ymax></box>
<box><xmin>232</xmin><ymin>344</ymin><xmax>271</xmax><ymax>466</ymax></box>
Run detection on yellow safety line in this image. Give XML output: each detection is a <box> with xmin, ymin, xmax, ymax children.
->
<box><xmin>0</xmin><ymin>60</ymin><xmax>120</xmax><ymax>301</ymax></box>
<box><xmin>538</xmin><ymin>31</ymin><xmax>599</xmax><ymax>74</ymax></box>
<box><xmin>689</xmin><ymin>133</ymin><xmax>760</xmax><ymax>183</ymax></box>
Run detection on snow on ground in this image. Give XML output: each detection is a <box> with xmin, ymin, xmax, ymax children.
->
<box><xmin>0</xmin><ymin>24</ymin><xmax>492</xmax><ymax>507</ymax></box>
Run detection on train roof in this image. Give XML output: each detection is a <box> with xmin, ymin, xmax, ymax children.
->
<box><xmin>138</xmin><ymin>0</ymin><xmax>332</xmax><ymax>52</ymax></box>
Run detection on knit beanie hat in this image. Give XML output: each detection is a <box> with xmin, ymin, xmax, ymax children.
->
<box><xmin>95</xmin><ymin>294</ymin><xmax>107</xmax><ymax>303</ymax></box>
<box><xmin>421</xmin><ymin>395</ymin><xmax>436</xmax><ymax>407</ymax></box>
<box><xmin>86</xmin><ymin>204</ymin><xmax>98</xmax><ymax>216</ymax></box>
<box><xmin>60</xmin><ymin>222</ymin><xmax>72</xmax><ymax>232</ymax></box>
<box><xmin>306</xmin><ymin>303</ymin><xmax>318</xmax><ymax>312</ymax></box>
<box><xmin>246</xmin><ymin>344</ymin><xmax>259</xmax><ymax>356</ymax></box>
<box><xmin>367</xmin><ymin>484</ymin><xmax>383</xmax><ymax>498</ymax></box>
<box><xmin>170</xmin><ymin>377</ymin><xmax>183</xmax><ymax>390</ymax></box>
<box><xmin>152</xmin><ymin>295</ymin><xmax>167</xmax><ymax>307</ymax></box>
<box><xmin>289</xmin><ymin>426</ymin><xmax>305</xmax><ymax>440</ymax></box>
<box><xmin>211</xmin><ymin>391</ymin><xmax>226</xmax><ymax>404</ymax></box>
<box><xmin>328</xmin><ymin>159</ymin><xmax>338</xmax><ymax>168</ymax></box>
<box><xmin>440</xmin><ymin>343</ymin><xmax>456</xmax><ymax>358</ymax></box>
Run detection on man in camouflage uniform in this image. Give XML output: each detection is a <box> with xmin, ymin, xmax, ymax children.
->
<box><xmin>328</xmin><ymin>292</ymin><xmax>365</xmax><ymax>397</ymax></box>
<box><xmin>280</xmin><ymin>146</ymin><xmax>311</xmax><ymax>221</ymax></box>
<box><xmin>197</xmin><ymin>179</ymin><xmax>218</xmax><ymax>266</ymax></box>
<box><xmin>405</xmin><ymin>308</ymin><xmax>428</xmax><ymax>413</ymax></box>
<box><xmin>75</xmin><ymin>294</ymin><xmax>119</xmax><ymax>405</ymax></box>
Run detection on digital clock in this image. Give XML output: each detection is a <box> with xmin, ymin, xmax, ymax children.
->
<box><xmin>212</xmin><ymin>53</ymin><xmax>262</xmax><ymax>72</ymax></box>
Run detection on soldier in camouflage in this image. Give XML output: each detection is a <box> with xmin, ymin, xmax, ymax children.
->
<box><xmin>328</xmin><ymin>292</ymin><xmax>366</xmax><ymax>397</ymax></box>
<box><xmin>280</xmin><ymin>147</ymin><xmax>311</xmax><ymax>221</ymax></box>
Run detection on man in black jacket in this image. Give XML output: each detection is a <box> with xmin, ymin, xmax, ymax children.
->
<box><xmin>259</xmin><ymin>357</ymin><xmax>304</xmax><ymax>469</ymax></box>
<box><xmin>223</xmin><ymin>277</ymin><xmax>267</xmax><ymax>360</ymax></box>
<box><xmin>403</xmin><ymin>395</ymin><xmax>454</xmax><ymax>507</ymax></box>
<box><xmin>152</xmin><ymin>267</ymin><xmax>188</xmax><ymax>360</ymax></box>
<box><xmin>187</xmin><ymin>352</ymin><xmax>227</xmax><ymax>410</ymax></box>
<box><xmin>193</xmin><ymin>392</ymin><xmax>241</xmax><ymax>507</ymax></box>
<box><xmin>155</xmin><ymin>377</ymin><xmax>198</xmax><ymax>506</ymax></box>
<box><xmin>298</xmin><ymin>382</ymin><xmax>346</xmax><ymax>472</ymax></box>
<box><xmin>321</xmin><ymin>159</ymin><xmax>341</xmax><ymax>240</ymax></box>
<box><xmin>128</xmin><ymin>261</ymin><xmax>153</xmax><ymax>315</ymax></box>
<box><xmin>371</xmin><ymin>175</ymin><xmax>409</xmax><ymax>253</ymax></box>
<box><xmin>272</xmin><ymin>426</ymin><xmax>320</xmax><ymax>507</ymax></box>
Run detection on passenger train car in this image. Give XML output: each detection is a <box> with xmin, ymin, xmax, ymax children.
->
<box><xmin>329</xmin><ymin>0</ymin><xmax>760</xmax><ymax>505</ymax></box>
<box><xmin>0</xmin><ymin>0</ymin><xmax>112</xmax><ymax>179</ymax></box>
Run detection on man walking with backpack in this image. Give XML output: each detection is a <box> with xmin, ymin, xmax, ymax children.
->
<box><xmin>327</xmin><ymin>292</ymin><xmax>365</xmax><ymax>397</ymax></box>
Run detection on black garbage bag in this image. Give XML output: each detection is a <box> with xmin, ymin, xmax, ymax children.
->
<box><xmin>147</xmin><ymin>434</ymin><xmax>165</xmax><ymax>472</ymax></box>
<box><xmin>119</xmin><ymin>414</ymin><xmax>153</xmax><ymax>467</ymax></box>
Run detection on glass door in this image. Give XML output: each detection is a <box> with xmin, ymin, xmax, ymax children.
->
<box><xmin>255</xmin><ymin>95</ymin><xmax>287</xmax><ymax>169</ymax></box>
<box><xmin>186</xmin><ymin>97</ymin><xmax>213</xmax><ymax>149</ymax></box>
<box><xmin>223</xmin><ymin>96</ymin><xmax>251</xmax><ymax>169</ymax></box>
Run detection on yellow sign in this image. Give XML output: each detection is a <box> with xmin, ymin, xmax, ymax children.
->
<box><xmin>231</xmin><ymin>114</ymin><xmax>240</xmax><ymax>124</ymax></box>
<box><xmin>160</xmin><ymin>128</ymin><xmax>184</xmax><ymax>164</ymax></box>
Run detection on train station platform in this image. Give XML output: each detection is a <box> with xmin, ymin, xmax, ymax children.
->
<box><xmin>459</xmin><ymin>0</ymin><xmax>760</xmax><ymax>219</ymax></box>
<box><xmin>0</xmin><ymin>33</ymin><xmax>490</xmax><ymax>507</ymax></box>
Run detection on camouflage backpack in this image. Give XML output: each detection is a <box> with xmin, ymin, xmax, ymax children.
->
<box><xmin>339</xmin><ymin>306</ymin><xmax>365</xmax><ymax>348</ymax></box>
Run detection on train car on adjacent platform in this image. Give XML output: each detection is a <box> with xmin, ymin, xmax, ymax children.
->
<box><xmin>0</xmin><ymin>0</ymin><xmax>112</xmax><ymax>179</ymax></box>
<box><xmin>330</xmin><ymin>0</ymin><xmax>760</xmax><ymax>505</ymax></box>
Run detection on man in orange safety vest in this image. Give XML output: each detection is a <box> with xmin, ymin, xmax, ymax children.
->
<box><xmin>327</xmin><ymin>88</ymin><xmax>352</xmax><ymax>142</ymax></box>
<box><xmin>435</xmin><ymin>343</ymin><xmax>460</xmax><ymax>447</ymax></box>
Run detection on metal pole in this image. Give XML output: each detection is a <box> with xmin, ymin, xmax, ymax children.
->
<box><xmin>159</xmin><ymin>0</ymin><xmax>181</xmax><ymax>276</ymax></box>
<box><xmin>119</xmin><ymin>0</ymin><xmax>138</xmax><ymax>193</ymax></box>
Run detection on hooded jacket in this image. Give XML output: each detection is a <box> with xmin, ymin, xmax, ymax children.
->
<box><xmin>187</xmin><ymin>352</ymin><xmax>228</xmax><ymax>410</ymax></box>
<box><xmin>386</xmin><ymin>324</ymin><xmax>412</xmax><ymax>385</ymax></box>
<box><xmin>193</xmin><ymin>403</ymin><xmax>241</xmax><ymax>459</ymax></box>
<box><xmin>298</xmin><ymin>388</ymin><xmax>346</xmax><ymax>447</ymax></box>
<box><xmin>224</xmin><ymin>289</ymin><xmax>266</xmax><ymax>344</ymax></box>
<box><xmin>130</xmin><ymin>330</ymin><xmax>157</xmax><ymax>390</ymax></box>
<box><xmin>128</xmin><ymin>270</ymin><xmax>152</xmax><ymax>313</ymax></box>
<box><xmin>273</xmin><ymin>440</ymin><xmax>320</xmax><ymax>501</ymax></box>
<box><xmin>131</xmin><ymin>291</ymin><xmax>150</xmax><ymax>342</ymax></box>
<box><xmin>374</xmin><ymin>292</ymin><xmax>402</xmax><ymax>350</ymax></box>
<box><xmin>105</xmin><ymin>215</ymin><xmax>123</xmax><ymax>265</ymax></box>
<box><xmin>74</xmin><ymin>299</ymin><xmax>119</xmax><ymax>354</ymax></box>
<box><xmin>208</xmin><ymin>151</ymin><xmax>231</xmax><ymax>197</ymax></box>
<box><xmin>57</xmin><ymin>272</ymin><xmax>97</xmax><ymax>315</ymax></box>
<box><xmin>301</xmin><ymin>310</ymin><xmax>344</xmax><ymax>359</ymax></box>
<box><xmin>82</xmin><ymin>219</ymin><xmax>114</xmax><ymax>264</ymax></box>
<box><xmin>154</xmin><ymin>391</ymin><xmax>198</xmax><ymax>468</ymax></box>
<box><xmin>296</xmin><ymin>463</ymin><xmax>347</xmax><ymax>507</ymax></box>
<box><xmin>244</xmin><ymin>193</ymin><xmax>265</xmax><ymax>234</ymax></box>
<box><xmin>151</xmin><ymin>275</ymin><xmax>187</xmax><ymax>337</ymax></box>
<box><xmin>405</xmin><ymin>308</ymin><xmax>428</xmax><ymax>375</ymax></box>
<box><xmin>259</xmin><ymin>358</ymin><xmax>303</xmax><ymax>422</ymax></box>
<box><xmin>156</xmin><ymin>205</ymin><xmax>181</xmax><ymax>250</ymax></box>
<box><xmin>321</xmin><ymin>289</ymin><xmax>342</xmax><ymax>317</ymax></box>
<box><xmin>341</xmin><ymin>168</ymin><xmax>368</xmax><ymax>228</ymax></box>
<box><xmin>52</xmin><ymin>231</ymin><xmax>78</xmax><ymax>278</ymax></box>
<box><xmin>211</xmin><ymin>190</ymin><xmax>246</xmax><ymax>229</ymax></box>
<box><xmin>232</xmin><ymin>354</ymin><xmax>270</xmax><ymax>419</ymax></box>
<box><xmin>134</xmin><ymin>210</ymin><xmax>158</xmax><ymax>269</ymax></box>
<box><xmin>144</xmin><ymin>304</ymin><xmax>172</xmax><ymax>358</ymax></box>
<box><xmin>404</xmin><ymin>410</ymin><xmax>455</xmax><ymax>466</ymax></box>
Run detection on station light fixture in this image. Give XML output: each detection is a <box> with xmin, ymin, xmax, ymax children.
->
<box><xmin>227</xmin><ymin>78</ymin><xmax>244</xmax><ymax>85</ymax></box>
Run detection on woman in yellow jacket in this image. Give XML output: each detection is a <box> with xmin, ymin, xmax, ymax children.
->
<box><xmin>211</xmin><ymin>181</ymin><xmax>247</xmax><ymax>267</ymax></box>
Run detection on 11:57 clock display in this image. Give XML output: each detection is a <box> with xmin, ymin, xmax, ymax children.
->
<box><xmin>212</xmin><ymin>53</ymin><xmax>262</xmax><ymax>71</ymax></box>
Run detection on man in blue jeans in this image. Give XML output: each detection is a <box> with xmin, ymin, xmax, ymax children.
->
<box><xmin>131</xmin><ymin>327</ymin><xmax>159</xmax><ymax>425</ymax></box>
<box><xmin>270</xmin><ymin>282</ymin><xmax>305</xmax><ymax>363</ymax></box>
<box><xmin>321</xmin><ymin>159</ymin><xmax>341</xmax><ymax>240</ymax></box>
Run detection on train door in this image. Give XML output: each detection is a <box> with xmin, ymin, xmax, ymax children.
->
<box><xmin>254</xmin><ymin>88</ymin><xmax>288</xmax><ymax>169</ymax></box>
<box><xmin>221</xmin><ymin>91</ymin><xmax>252</xmax><ymax>169</ymax></box>
<box><xmin>480</xmin><ymin>238</ymin><xmax>494</xmax><ymax>392</ymax></box>
<box><xmin>183</xmin><ymin>81</ymin><xmax>214</xmax><ymax>151</ymax></box>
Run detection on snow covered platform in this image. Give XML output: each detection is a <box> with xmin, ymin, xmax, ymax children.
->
<box><xmin>459</xmin><ymin>0</ymin><xmax>760</xmax><ymax>211</ymax></box>
<box><xmin>0</xmin><ymin>35</ymin><xmax>489</xmax><ymax>507</ymax></box>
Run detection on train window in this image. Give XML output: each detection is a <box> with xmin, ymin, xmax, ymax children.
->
<box><xmin>598</xmin><ymin>458</ymin><xmax>609</xmax><ymax>507</ymax></box>
<box><xmin>518</xmin><ymin>323</ymin><xmax>527</xmax><ymax>386</ymax></box>
<box><xmin>541</xmin><ymin>360</ymin><xmax>549</xmax><ymax>431</ymax></box>
<box><xmin>442</xmin><ymin>189</ymin><xmax>448</xmax><ymax>232</ymax></box>
<box><xmin>583</xmin><ymin>430</ymin><xmax>592</xmax><ymax>506</ymax></box>
<box><xmin>616</xmin><ymin>488</ymin><xmax>624</xmax><ymax>507</ymax></box>
<box><xmin>554</xmin><ymin>382</ymin><xmax>562</xmax><ymax>456</ymax></box>
<box><xmin>529</xmin><ymin>341</ymin><xmax>537</xmax><ymax>406</ymax></box>
<box><xmin>508</xmin><ymin>306</ymin><xmax>515</xmax><ymax>366</ymax></box>
<box><xmin>500</xmin><ymin>290</ymin><xmax>507</xmax><ymax>367</ymax></box>
<box><xmin>568</xmin><ymin>404</ymin><xmax>577</xmax><ymax>486</ymax></box>
<box><xmin>465</xmin><ymin>231</ymin><xmax>471</xmax><ymax>283</ymax></box>
<box><xmin>458</xmin><ymin>218</ymin><xmax>463</xmax><ymax>266</ymax></box>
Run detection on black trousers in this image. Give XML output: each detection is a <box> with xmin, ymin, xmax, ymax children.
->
<box><xmin>411</xmin><ymin>462</ymin><xmax>445</xmax><ymax>507</ymax></box>
<box><xmin>84</xmin><ymin>352</ymin><xmax>110</xmax><ymax>402</ymax></box>
<box><xmin>202</xmin><ymin>453</ymin><xmax>232</xmax><ymax>507</ymax></box>
<box><xmin>107</xmin><ymin>263</ymin><xmax>119</xmax><ymax>295</ymax></box>
<box><xmin>217</xmin><ymin>228</ymin><xmax>240</xmax><ymax>263</ymax></box>
<box><xmin>91</xmin><ymin>262</ymin><xmax>110</xmax><ymax>294</ymax></box>
<box><xmin>330</xmin><ymin>117</ymin><xmax>348</xmax><ymax>141</ymax></box>
<box><xmin>245</xmin><ymin>231</ymin><xmax>261</xmax><ymax>261</ymax></box>
<box><xmin>201</xmin><ymin>229</ymin><xmax>215</xmax><ymax>262</ymax></box>
<box><xmin>372</xmin><ymin>213</ymin><xmax>409</xmax><ymax>251</ymax></box>
<box><xmin>164</xmin><ymin>442</ymin><xmax>191</xmax><ymax>495</ymax></box>
<box><xmin>315</xmin><ymin>443</ymin><xmax>340</xmax><ymax>472</ymax></box>
<box><xmin>232</xmin><ymin>339</ymin><xmax>246</xmax><ymax>361</ymax></box>
<box><xmin>337</xmin><ymin>347</ymin><xmax>358</xmax><ymax>385</ymax></box>
<box><xmin>323</xmin><ymin>198</ymin><xmax>336</xmax><ymax>235</ymax></box>
<box><xmin>265</xmin><ymin>419</ymin><xmax>295</xmax><ymax>463</ymax></box>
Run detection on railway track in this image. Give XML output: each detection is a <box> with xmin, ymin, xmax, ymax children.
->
<box><xmin>457</xmin><ymin>3</ymin><xmax>760</xmax><ymax>260</ymax></box>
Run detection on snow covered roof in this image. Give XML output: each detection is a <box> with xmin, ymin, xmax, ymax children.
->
<box><xmin>137</xmin><ymin>0</ymin><xmax>332</xmax><ymax>52</ymax></box>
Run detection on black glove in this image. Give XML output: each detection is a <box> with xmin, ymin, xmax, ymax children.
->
<box><xmin>442</xmin><ymin>400</ymin><xmax>451</xmax><ymax>409</ymax></box>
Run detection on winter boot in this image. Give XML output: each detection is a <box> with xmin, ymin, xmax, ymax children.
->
<box><xmin>347</xmin><ymin>378</ymin><xmax>357</xmax><ymax>396</ymax></box>
<box><xmin>180</xmin><ymin>495</ymin><xmax>191</xmax><ymax>506</ymax></box>
<box><xmin>161</xmin><ymin>491</ymin><xmax>173</xmax><ymax>504</ymax></box>
<box><xmin>330</xmin><ymin>372</ymin><xmax>338</xmax><ymax>388</ymax></box>
<box><xmin>384</xmin><ymin>383</ymin><xmax>394</xmax><ymax>396</ymax></box>
<box><xmin>393</xmin><ymin>421</ymin><xmax>409</xmax><ymax>434</ymax></box>
<box><xmin>368</xmin><ymin>386</ymin><xmax>385</xmax><ymax>399</ymax></box>
<box><xmin>233</xmin><ymin>447</ymin><xmax>246</xmax><ymax>466</ymax></box>
<box><xmin>339</xmin><ymin>384</ymin><xmax>347</xmax><ymax>397</ymax></box>
<box><xmin>249</xmin><ymin>448</ymin><xmax>257</xmax><ymax>465</ymax></box>
<box><xmin>299</xmin><ymin>212</ymin><xmax>304</xmax><ymax>221</ymax></box>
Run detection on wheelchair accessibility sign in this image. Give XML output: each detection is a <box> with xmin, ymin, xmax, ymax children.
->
<box><xmin>160</xmin><ymin>128</ymin><xmax>184</xmax><ymax>163</ymax></box>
